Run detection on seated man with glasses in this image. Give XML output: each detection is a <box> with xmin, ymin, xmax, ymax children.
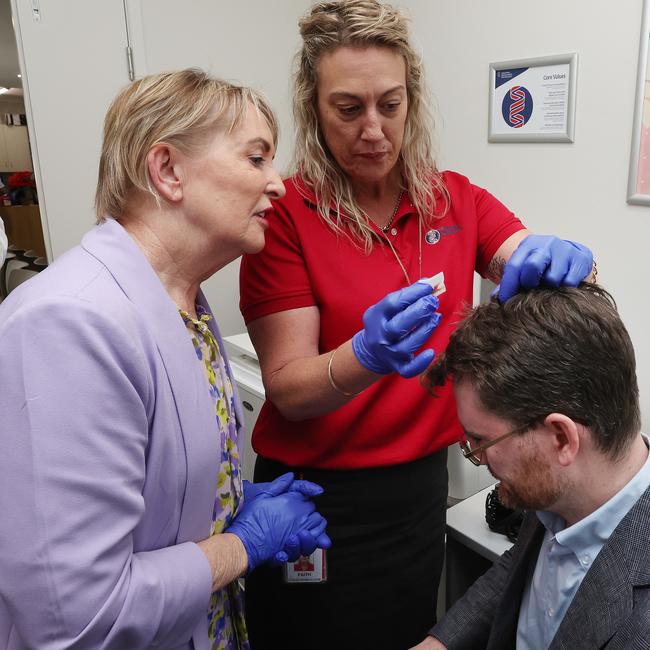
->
<box><xmin>412</xmin><ymin>283</ymin><xmax>650</xmax><ymax>650</ymax></box>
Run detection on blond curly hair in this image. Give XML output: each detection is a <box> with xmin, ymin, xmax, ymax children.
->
<box><xmin>293</xmin><ymin>0</ymin><xmax>448</xmax><ymax>251</ymax></box>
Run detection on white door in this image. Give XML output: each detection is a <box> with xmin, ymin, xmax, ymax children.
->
<box><xmin>12</xmin><ymin>0</ymin><xmax>133</xmax><ymax>258</ymax></box>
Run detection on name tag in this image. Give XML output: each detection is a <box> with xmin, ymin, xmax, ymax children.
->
<box><xmin>283</xmin><ymin>549</ymin><xmax>327</xmax><ymax>583</ymax></box>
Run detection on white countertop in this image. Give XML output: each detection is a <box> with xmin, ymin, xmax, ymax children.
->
<box><xmin>446</xmin><ymin>484</ymin><xmax>513</xmax><ymax>562</ymax></box>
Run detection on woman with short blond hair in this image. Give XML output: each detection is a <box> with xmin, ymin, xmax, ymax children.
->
<box><xmin>0</xmin><ymin>69</ymin><xmax>330</xmax><ymax>650</ymax></box>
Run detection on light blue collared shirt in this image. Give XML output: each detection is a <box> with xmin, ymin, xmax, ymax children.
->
<box><xmin>516</xmin><ymin>435</ymin><xmax>650</xmax><ymax>649</ymax></box>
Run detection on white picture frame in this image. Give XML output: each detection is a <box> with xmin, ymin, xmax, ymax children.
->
<box><xmin>488</xmin><ymin>53</ymin><xmax>577</xmax><ymax>143</ymax></box>
<box><xmin>627</xmin><ymin>0</ymin><xmax>650</xmax><ymax>205</ymax></box>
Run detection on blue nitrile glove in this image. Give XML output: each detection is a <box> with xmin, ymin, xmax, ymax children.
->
<box><xmin>496</xmin><ymin>235</ymin><xmax>593</xmax><ymax>303</ymax></box>
<box><xmin>227</xmin><ymin>473</ymin><xmax>317</xmax><ymax>573</ymax></box>
<box><xmin>272</xmin><ymin>512</ymin><xmax>333</xmax><ymax>564</ymax></box>
<box><xmin>242</xmin><ymin>474</ymin><xmax>323</xmax><ymax>501</ymax></box>
<box><xmin>352</xmin><ymin>280</ymin><xmax>441</xmax><ymax>378</ymax></box>
<box><xmin>241</xmin><ymin>475</ymin><xmax>330</xmax><ymax>564</ymax></box>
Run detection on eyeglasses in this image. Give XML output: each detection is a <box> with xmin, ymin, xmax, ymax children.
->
<box><xmin>460</xmin><ymin>421</ymin><xmax>537</xmax><ymax>466</ymax></box>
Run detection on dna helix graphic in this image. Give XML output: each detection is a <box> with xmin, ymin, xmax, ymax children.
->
<box><xmin>508</xmin><ymin>85</ymin><xmax>526</xmax><ymax>128</ymax></box>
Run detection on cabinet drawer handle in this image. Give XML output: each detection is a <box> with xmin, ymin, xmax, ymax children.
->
<box><xmin>242</xmin><ymin>400</ymin><xmax>254</xmax><ymax>412</ymax></box>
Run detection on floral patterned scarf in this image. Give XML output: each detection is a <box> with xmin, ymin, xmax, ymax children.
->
<box><xmin>179</xmin><ymin>307</ymin><xmax>250</xmax><ymax>650</ymax></box>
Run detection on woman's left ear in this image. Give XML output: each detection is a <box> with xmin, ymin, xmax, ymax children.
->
<box><xmin>147</xmin><ymin>143</ymin><xmax>184</xmax><ymax>203</ymax></box>
<box><xmin>544</xmin><ymin>413</ymin><xmax>580</xmax><ymax>466</ymax></box>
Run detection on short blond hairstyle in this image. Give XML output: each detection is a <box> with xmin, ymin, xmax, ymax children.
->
<box><xmin>293</xmin><ymin>0</ymin><xmax>448</xmax><ymax>251</ymax></box>
<box><xmin>95</xmin><ymin>68</ymin><xmax>278</xmax><ymax>221</ymax></box>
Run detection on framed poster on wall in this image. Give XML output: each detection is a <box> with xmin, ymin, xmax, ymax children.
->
<box><xmin>628</xmin><ymin>0</ymin><xmax>650</xmax><ymax>205</ymax></box>
<box><xmin>488</xmin><ymin>53</ymin><xmax>577</xmax><ymax>143</ymax></box>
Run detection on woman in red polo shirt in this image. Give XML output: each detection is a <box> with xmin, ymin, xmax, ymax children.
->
<box><xmin>239</xmin><ymin>2</ymin><xmax>594</xmax><ymax>648</ymax></box>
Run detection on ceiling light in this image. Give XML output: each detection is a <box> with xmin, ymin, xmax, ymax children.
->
<box><xmin>16</xmin><ymin>74</ymin><xmax>21</xmax><ymax>79</ymax></box>
<box><xmin>0</xmin><ymin>88</ymin><xmax>9</xmax><ymax>95</ymax></box>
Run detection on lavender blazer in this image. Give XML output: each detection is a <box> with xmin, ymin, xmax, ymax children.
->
<box><xmin>0</xmin><ymin>219</ymin><xmax>246</xmax><ymax>649</ymax></box>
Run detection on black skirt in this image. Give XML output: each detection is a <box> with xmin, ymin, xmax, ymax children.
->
<box><xmin>245</xmin><ymin>449</ymin><xmax>448</xmax><ymax>650</ymax></box>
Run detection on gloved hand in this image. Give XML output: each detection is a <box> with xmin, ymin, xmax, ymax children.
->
<box><xmin>272</xmin><ymin>512</ymin><xmax>332</xmax><ymax>564</ymax></box>
<box><xmin>228</xmin><ymin>473</ymin><xmax>326</xmax><ymax>572</ymax></box>
<box><xmin>241</xmin><ymin>474</ymin><xmax>331</xmax><ymax>564</ymax></box>
<box><xmin>352</xmin><ymin>280</ymin><xmax>441</xmax><ymax>378</ymax></box>
<box><xmin>243</xmin><ymin>474</ymin><xmax>323</xmax><ymax>501</ymax></box>
<box><xmin>497</xmin><ymin>235</ymin><xmax>593</xmax><ymax>303</ymax></box>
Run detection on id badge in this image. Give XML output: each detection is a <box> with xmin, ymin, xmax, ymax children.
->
<box><xmin>283</xmin><ymin>549</ymin><xmax>327</xmax><ymax>583</ymax></box>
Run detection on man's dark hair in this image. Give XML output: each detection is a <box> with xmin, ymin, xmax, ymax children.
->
<box><xmin>424</xmin><ymin>284</ymin><xmax>640</xmax><ymax>460</ymax></box>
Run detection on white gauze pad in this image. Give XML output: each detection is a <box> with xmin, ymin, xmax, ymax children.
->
<box><xmin>420</xmin><ymin>272</ymin><xmax>446</xmax><ymax>296</ymax></box>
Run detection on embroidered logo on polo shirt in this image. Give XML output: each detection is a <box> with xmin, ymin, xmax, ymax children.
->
<box><xmin>425</xmin><ymin>225</ymin><xmax>461</xmax><ymax>245</ymax></box>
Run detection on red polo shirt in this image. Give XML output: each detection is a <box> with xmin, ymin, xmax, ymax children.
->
<box><xmin>239</xmin><ymin>171</ymin><xmax>525</xmax><ymax>469</ymax></box>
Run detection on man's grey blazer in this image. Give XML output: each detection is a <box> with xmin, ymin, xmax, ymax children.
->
<box><xmin>431</xmin><ymin>485</ymin><xmax>650</xmax><ymax>649</ymax></box>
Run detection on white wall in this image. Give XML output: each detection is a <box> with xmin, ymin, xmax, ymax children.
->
<box><xmin>403</xmin><ymin>0</ymin><xmax>650</xmax><ymax>430</ymax></box>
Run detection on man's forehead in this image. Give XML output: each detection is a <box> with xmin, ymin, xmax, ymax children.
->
<box><xmin>454</xmin><ymin>380</ymin><xmax>511</xmax><ymax>436</ymax></box>
<box><xmin>453</xmin><ymin>379</ymin><xmax>483</xmax><ymax>413</ymax></box>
